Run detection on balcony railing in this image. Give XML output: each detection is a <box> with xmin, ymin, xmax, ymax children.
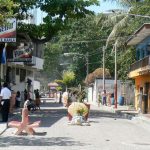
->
<box><xmin>24</xmin><ymin>56</ymin><xmax>36</xmax><ymax>66</ymax></box>
<box><xmin>130</xmin><ymin>56</ymin><xmax>150</xmax><ymax>72</ymax></box>
<box><xmin>24</xmin><ymin>56</ymin><xmax>43</xmax><ymax>70</ymax></box>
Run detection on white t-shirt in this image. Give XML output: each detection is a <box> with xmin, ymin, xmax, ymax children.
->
<box><xmin>0</xmin><ymin>87</ymin><xmax>12</xmax><ymax>99</ymax></box>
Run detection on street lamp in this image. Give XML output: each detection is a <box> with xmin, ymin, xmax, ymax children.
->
<box><xmin>114</xmin><ymin>44</ymin><xmax>117</xmax><ymax>109</ymax></box>
<box><xmin>60</xmin><ymin>63</ymin><xmax>71</xmax><ymax>66</ymax></box>
<box><xmin>102</xmin><ymin>46</ymin><xmax>106</xmax><ymax>91</ymax></box>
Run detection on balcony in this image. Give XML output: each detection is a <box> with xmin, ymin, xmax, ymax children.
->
<box><xmin>129</xmin><ymin>56</ymin><xmax>150</xmax><ymax>78</ymax></box>
<box><xmin>24</xmin><ymin>56</ymin><xmax>44</xmax><ymax>70</ymax></box>
<box><xmin>32</xmin><ymin>56</ymin><xmax>44</xmax><ymax>70</ymax></box>
<box><xmin>130</xmin><ymin>56</ymin><xmax>150</xmax><ymax>71</ymax></box>
<box><xmin>24</xmin><ymin>56</ymin><xmax>36</xmax><ymax>66</ymax></box>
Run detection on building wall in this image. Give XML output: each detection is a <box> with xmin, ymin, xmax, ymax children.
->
<box><xmin>88</xmin><ymin>79</ymin><xmax>134</xmax><ymax>106</ymax></box>
<box><xmin>136</xmin><ymin>36</ymin><xmax>150</xmax><ymax>60</ymax></box>
<box><xmin>88</xmin><ymin>87</ymin><xmax>93</xmax><ymax>103</ymax></box>
<box><xmin>129</xmin><ymin>36</ymin><xmax>150</xmax><ymax>113</ymax></box>
<box><xmin>135</xmin><ymin>75</ymin><xmax>150</xmax><ymax>113</ymax></box>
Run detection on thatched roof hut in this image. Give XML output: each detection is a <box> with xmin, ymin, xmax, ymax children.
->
<box><xmin>85</xmin><ymin>68</ymin><xmax>111</xmax><ymax>85</ymax></box>
<box><xmin>93</xmin><ymin>68</ymin><xmax>111</xmax><ymax>79</ymax></box>
<box><xmin>85</xmin><ymin>73</ymin><xmax>95</xmax><ymax>85</ymax></box>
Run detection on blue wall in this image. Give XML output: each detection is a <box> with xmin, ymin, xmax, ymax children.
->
<box><xmin>136</xmin><ymin>36</ymin><xmax>150</xmax><ymax>60</ymax></box>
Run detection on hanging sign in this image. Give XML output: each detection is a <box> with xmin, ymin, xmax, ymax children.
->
<box><xmin>0</xmin><ymin>18</ymin><xmax>16</xmax><ymax>42</ymax></box>
<box><xmin>7</xmin><ymin>47</ymin><xmax>33</xmax><ymax>62</ymax></box>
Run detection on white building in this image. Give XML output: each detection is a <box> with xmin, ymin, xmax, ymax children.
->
<box><xmin>0</xmin><ymin>33</ymin><xmax>44</xmax><ymax>99</ymax></box>
<box><xmin>88</xmin><ymin>78</ymin><xmax>135</xmax><ymax>106</ymax></box>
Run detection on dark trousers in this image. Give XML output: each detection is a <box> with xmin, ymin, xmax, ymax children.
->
<box><xmin>15</xmin><ymin>101</ymin><xmax>20</xmax><ymax>108</ymax></box>
<box><xmin>1</xmin><ymin>99</ymin><xmax>10</xmax><ymax>122</ymax></box>
<box><xmin>102</xmin><ymin>96</ymin><xmax>107</xmax><ymax>105</ymax></box>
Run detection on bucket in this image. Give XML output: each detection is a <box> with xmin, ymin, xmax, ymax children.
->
<box><xmin>119</xmin><ymin>96</ymin><xmax>124</xmax><ymax>106</ymax></box>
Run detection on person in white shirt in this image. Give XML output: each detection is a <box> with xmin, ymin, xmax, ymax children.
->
<box><xmin>0</xmin><ymin>82</ymin><xmax>12</xmax><ymax>122</ymax></box>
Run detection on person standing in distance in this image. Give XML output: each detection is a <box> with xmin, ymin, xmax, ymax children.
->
<box><xmin>0</xmin><ymin>82</ymin><xmax>12</xmax><ymax>122</ymax></box>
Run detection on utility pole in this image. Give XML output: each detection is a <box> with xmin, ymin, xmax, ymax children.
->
<box><xmin>86</xmin><ymin>52</ymin><xmax>89</xmax><ymax>102</ymax></box>
<box><xmin>103</xmin><ymin>46</ymin><xmax>105</xmax><ymax>90</ymax></box>
<box><xmin>114</xmin><ymin>44</ymin><xmax>117</xmax><ymax>109</ymax></box>
<box><xmin>86</xmin><ymin>52</ymin><xmax>89</xmax><ymax>77</ymax></box>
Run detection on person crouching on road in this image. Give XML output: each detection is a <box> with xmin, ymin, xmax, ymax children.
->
<box><xmin>0</xmin><ymin>82</ymin><xmax>12</xmax><ymax>122</ymax></box>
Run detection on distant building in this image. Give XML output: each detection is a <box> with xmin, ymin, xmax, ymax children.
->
<box><xmin>21</xmin><ymin>8</ymin><xmax>44</xmax><ymax>25</ymax></box>
<box><xmin>88</xmin><ymin>78</ymin><xmax>134</xmax><ymax>106</ymax></box>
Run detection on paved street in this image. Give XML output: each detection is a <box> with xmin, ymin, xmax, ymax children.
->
<box><xmin>0</xmin><ymin>101</ymin><xmax>150</xmax><ymax>150</ymax></box>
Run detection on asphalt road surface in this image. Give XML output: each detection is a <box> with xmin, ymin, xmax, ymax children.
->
<box><xmin>0</xmin><ymin>101</ymin><xmax>150</xmax><ymax>150</ymax></box>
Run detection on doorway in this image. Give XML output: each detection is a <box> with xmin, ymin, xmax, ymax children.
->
<box><xmin>143</xmin><ymin>83</ymin><xmax>149</xmax><ymax>113</ymax></box>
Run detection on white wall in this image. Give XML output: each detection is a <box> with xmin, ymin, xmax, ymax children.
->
<box><xmin>32</xmin><ymin>57</ymin><xmax>44</xmax><ymax>70</ymax></box>
<box><xmin>88</xmin><ymin>79</ymin><xmax>122</xmax><ymax>105</ymax></box>
<box><xmin>88</xmin><ymin>87</ymin><xmax>93</xmax><ymax>103</ymax></box>
<box><xmin>11</xmin><ymin>82</ymin><xmax>26</xmax><ymax>93</ymax></box>
<box><xmin>33</xmin><ymin>80</ymin><xmax>40</xmax><ymax>90</ymax></box>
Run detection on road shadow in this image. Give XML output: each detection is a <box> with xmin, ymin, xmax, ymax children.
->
<box><xmin>15</xmin><ymin>131</ymin><xmax>47</xmax><ymax>136</ymax></box>
<box><xmin>8</xmin><ymin>102</ymin><xmax>132</xmax><ymax>132</ymax></box>
<box><xmin>40</xmin><ymin>102</ymin><xmax>64</xmax><ymax>108</ymax></box>
<box><xmin>8</xmin><ymin>102</ymin><xmax>68</xmax><ymax>128</ymax></box>
<box><xmin>0</xmin><ymin>136</ymin><xmax>86</xmax><ymax>147</ymax></box>
<box><xmin>88</xmin><ymin>109</ymin><xmax>132</xmax><ymax>120</ymax></box>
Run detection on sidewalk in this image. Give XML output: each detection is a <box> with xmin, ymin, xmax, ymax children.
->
<box><xmin>0</xmin><ymin>108</ymin><xmax>21</xmax><ymax>135</ymax></box>
<box><xmin>97</xmin><ymin>104</ymin><xmax>150</xmax><ymax>124</ymax></box>
<box><xmin>0</xmin><ymin>122</ymin><xmax>7</xmax><ymax>135</ymax></box>
<box><xmin>97</xmin><ymin>104</ymin><xmax>137</xmax><ymax>114</ymax></box>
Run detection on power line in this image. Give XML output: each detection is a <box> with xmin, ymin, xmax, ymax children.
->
<box><xmin>88</xmin><ymin>51</ymin><xmax>102</xmax><ymax>57</ymax></box>
<box><xmin>88</xmin><ymin>61</ymin><xmax>102</xmax><ymax>65</ymax></box>
<box><xmin>61</xmin><ymin>31</ymin><xmax>150</xmax><ymax>44</ymax></box>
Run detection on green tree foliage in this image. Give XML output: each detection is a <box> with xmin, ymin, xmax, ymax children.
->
<box><xmin>55</xmin><ymin>70</ymin><xmax>75</xmax><ymax>91</ymax></box>
<box><xmin>44</xmin><ymin>41</ymin><xmax>63</xmax><ymax>77</ymax></box>
<box><xmin>43</xmin><ymin>0</ymin><xmax>150</xmax><ymax>83</ymax></box>
<box><xmin>100</xmin><ymin>0</ymin><xmax>150</xmax><ymax>81</ymax></box>
<box><xmin>44</xmin><ymin>14</ymin><xmax>114</xmax><ymax>83</ymax></box>
<box><xmin>117</xmin><ymin>47</ymin><xmax>136</xmax><ymax>81</ymax></box>
<box><xmin>14</xmin><ymin>0</ymin><xmax>99</xmax><ymax>43</ymax></box>
<box><xmin>0</xmin><ymin>0</ymin><xmax>17</xmax><ymax>24</ymax></box>
<box><xmin>62</xmin><ymin>71</ymin><xmax>75</xmax><ymax>86</ymax></box>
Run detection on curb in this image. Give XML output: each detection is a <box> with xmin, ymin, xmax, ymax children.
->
<box><xmin>0</xmin><ymin>124</ymin><xmax>8</xmax><ymax>135</ymax></box>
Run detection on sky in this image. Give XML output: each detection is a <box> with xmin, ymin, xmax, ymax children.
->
<box><xmin>88</xmin><ymin>0</ymin><xmax>123</xmax><ymax>13</ymax></box>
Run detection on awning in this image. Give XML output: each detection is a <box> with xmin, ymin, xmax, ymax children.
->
<box><xmin>127</xmin><ymin>23</ymin><xmax>150</xmax><ymax>45</ymax></box>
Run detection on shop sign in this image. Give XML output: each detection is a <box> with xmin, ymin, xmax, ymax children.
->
<box><xmin>7</xmin><ymin>47</ymin><xmax>33</xmax><ymax>62</ymax></box>
<box><xmin>0</xmin><ymin>18</ymin><xmax>16</xmax><ymax>42</ymax></box>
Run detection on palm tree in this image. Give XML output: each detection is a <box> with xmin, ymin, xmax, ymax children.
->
<box><xmin>96</xmin><ymin>0</ymin><xmax>150</xmax><ymax>81</ymax></box>
<box><xmin>102</xmin><ymin>0</ymin><xmax>150</xmax><ymax>48</ymax></box>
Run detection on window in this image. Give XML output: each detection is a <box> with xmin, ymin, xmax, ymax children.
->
<box><xmin>146</xmin><ymin>45</ymin><xmax>150</xmax><ymax>55</ymax></box>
